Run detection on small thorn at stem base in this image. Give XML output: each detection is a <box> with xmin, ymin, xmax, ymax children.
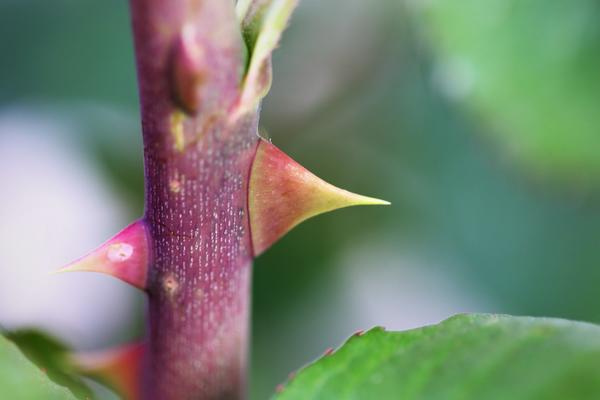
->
<box><xmin>71</xmin><ymin>343</ymin><xmax>145</xmax><ymax>400</ymax></box>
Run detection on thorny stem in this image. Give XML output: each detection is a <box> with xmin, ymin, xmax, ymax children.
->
<box><xmin>129</xmin><ymin>0</ymin><xmax>258</xmax><ymax>398</ymax></box>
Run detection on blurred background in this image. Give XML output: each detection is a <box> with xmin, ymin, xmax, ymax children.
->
<box><xmin>1</xmin><ymin>0</ymin><xmax>599</xmax><ymax>398</ymax></box>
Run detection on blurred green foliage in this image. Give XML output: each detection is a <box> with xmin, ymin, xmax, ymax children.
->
<box><xmin>0</xmin><ymin>0</ymin><xmax>135</xmax><ymax>107</ymax></box>
<box><xmin>1</xmin><ymin>0</ymin><xmax>600</xmax><ymax>399</ymax></box>
<box><xmin>419</xmin><ymin>0</ymin><xmax>600</xmax><ymax>183</ymax></box>
<box><xmin>0</xmin><ymin>334</ymin><xmax>76</xmax><ymax>399</ymax></box>
<box><xmin>6</xmin><ymin>330</ymin><xmax>92</xmax><ymax>399</ymax></box>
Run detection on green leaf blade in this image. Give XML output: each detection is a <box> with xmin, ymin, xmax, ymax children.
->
<box><xmin>6</xmin><ymin>330</ymin><xmax>94</xmax><ymax>399</ymax></box>
<box><xmin>236</xmin><ymin>0</ymin><xmax>299</xmax><ymax>115</ymax></box>
<box><xmin>0</xmin><ymin>334</ymin><xmax>78</xmax><ymax>400</ymax></box>
<box><xmin>274</xmin><ymin>314</ymin><xmax>600</xmax><ymax>400</ymax></box>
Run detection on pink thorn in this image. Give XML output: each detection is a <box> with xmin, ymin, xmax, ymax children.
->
<box><xmin>275</xmin><ymin>384</ymin><xmax>285</xmax><ymax>393</ymax></box>
<box><xmin>57</xmin><ymin>220</ymin><xmax>150</xmax><ymax>290</ymax></box>
<box><xmin>323</xmin><ymin>347</ymin><xmax>334</xmax><ymax>356</ymax></box>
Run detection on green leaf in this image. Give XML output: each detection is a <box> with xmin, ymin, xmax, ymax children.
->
<box><xmin>0</xmin><ymin>333</ymin><xmax>78</xmax><ymax>399</ymax></box>
<box><xmin>236</xmin><ymin>0</ymin><xmax>299</xmax><ymax>114</ymax></box>
<box><xmin>274</xmin><ymin>314</ymin><xmax>600</xmax><ymax>399</ymax></box>
<box><xmin>417</xmin><ymin>0</ymin><xmax>600</xmax><ymax>184</ymax></box>
<box><xmin>6</xmin><ymin>330</ymin><xmax>94</xmax><ymax>399</ymax></box>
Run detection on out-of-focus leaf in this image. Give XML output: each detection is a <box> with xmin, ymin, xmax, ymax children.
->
<box><xmin>418</xmin><ymin>0</ymin><xmax>600</xmax><ymax>184</ymax></box>
<box><xmin>274</xmin><ymin>314</ymin><xmax>600</xmax><ymax>399</ymax></box>
<box><xmin>6</xmin><ymin>330</ymin><xmax>93</xmax><ymax>399</ymax></box>
<box><xmin>0</xmin><ymin>333</ymin><xmax>78</xmax><ymax>399</ymax></box>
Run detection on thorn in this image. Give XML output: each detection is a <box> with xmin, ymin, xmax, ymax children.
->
<box><xmin>56</xmin><ymin>220</ymin><xmax>150</xmax><ymax>290</ymax></box>
<box><xmin>249</xmin><ymin>139</ymin><xmax>390</xmax><ymax>256</ymax></box>
<box><xmin>71</xmin><ymin>343</ymin><xmax>144</xmax><ymax>400</ymax></box>
<box><xmin>170</xmin><ymin>24</ymin><xmax>206</xmax><ymax>115</ymax></box>
<box><xmin>353</xmin><ymin>330</ymin><xmax>365</xmax><ymax>337</ymax></box>
<box><xmin>275</xmin><ymin>384</ymin><xmax>285</xmax><ymax>393</ymax></box>
<box><xmin>288</xmin><ymin>371</ymin><xmax>296</xmax><ymax>381</ymax></box>
<box><xmin>323</xmin><ymin>347</ymin><xmax>334</xmax><ymax>356</ymax></box>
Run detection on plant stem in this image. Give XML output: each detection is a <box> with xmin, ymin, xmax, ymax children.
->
<box><xmin>129</xmin><ymin>1</ymin><xmax>258</xmax><ymax>398</ymax></box>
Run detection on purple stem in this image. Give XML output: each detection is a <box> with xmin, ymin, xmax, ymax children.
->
<box><xmin>129</xmin><ymin>1</ymin><xmax>259</xmax><ymax>398</ymax></box>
